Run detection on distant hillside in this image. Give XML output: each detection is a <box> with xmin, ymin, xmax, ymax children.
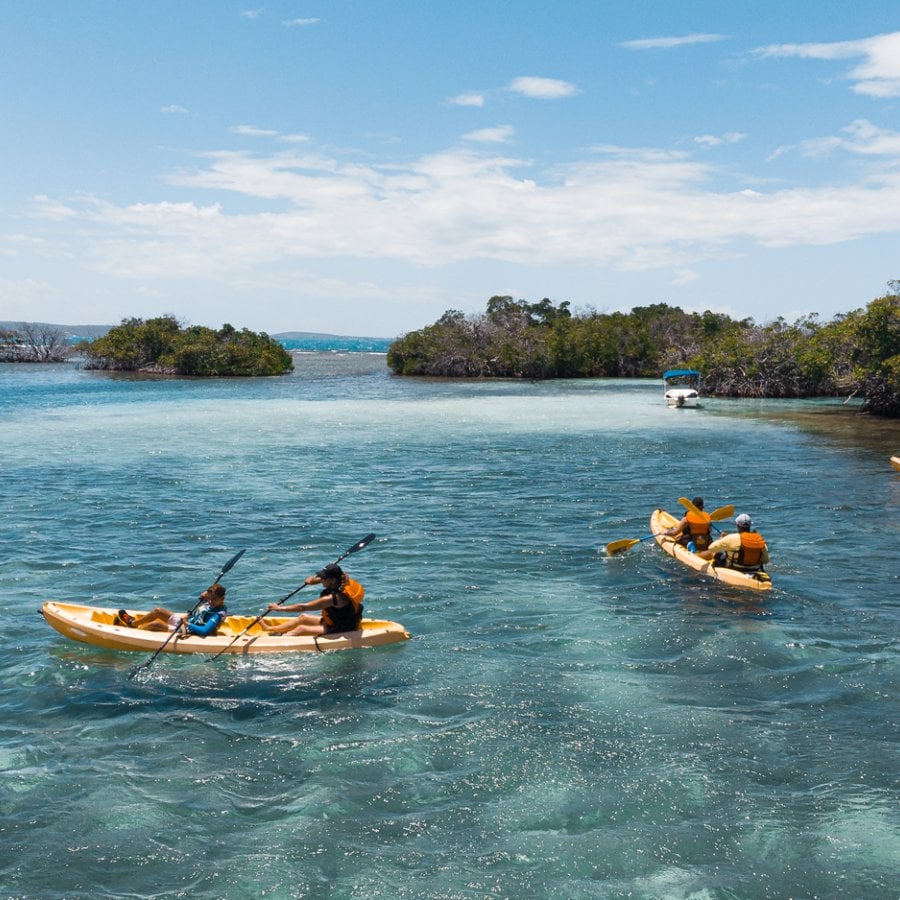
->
<box><xmin>273</xmin><ymin>330</ymin><xmax>390</xmax><ymax>342</ymax></box>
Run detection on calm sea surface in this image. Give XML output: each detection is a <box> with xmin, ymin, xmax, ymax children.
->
<box><xmin>1</xmin><ymin>354</ymin><xmax>897</xmax><ymax>899</ymax></box>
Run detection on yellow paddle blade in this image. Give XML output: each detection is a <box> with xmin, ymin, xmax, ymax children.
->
<box><xmin>606</xmin><ymin>537</ymin><xmax>641</xmax><ymax>555</ymax></box>
<box><xmin>678</xmin><ymin>497</ymin><xmax>733</xmax><ymax>521</ymax></box>
<box><xmin>677</xmin><ymin>496</ymin><xmax>703</xmax><ymax>516</ymax></box>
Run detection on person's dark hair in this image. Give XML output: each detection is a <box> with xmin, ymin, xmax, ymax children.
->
<box><xmin>692</xmin><ymin>497</ymin><xmax>704</xmax><ymax>510</ymax></box>
<box><xmin>207</xmin><ymin>583</ymin><xmax>226</xmax><ymax>601</ymax></box>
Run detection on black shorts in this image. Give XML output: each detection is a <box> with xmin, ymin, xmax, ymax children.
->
<box><xmin>324</xmin><ymin>618</ymin><xmax>362</xmax><ymax>635</ymax></box>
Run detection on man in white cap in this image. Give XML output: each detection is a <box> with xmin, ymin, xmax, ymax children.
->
<box><xmin>698</xmin><ymin>513</ymin><xmax>769</xmax><ymax>571</ymax></box>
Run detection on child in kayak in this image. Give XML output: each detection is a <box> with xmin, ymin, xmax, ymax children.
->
<box><xmin>115</xmin><ymin>583</ymin><xmax>228</xmax><ymax>637</ymax></box>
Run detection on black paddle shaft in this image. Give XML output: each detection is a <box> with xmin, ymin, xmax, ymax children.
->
<box><xmin>208</xmin><ymin>534</ymin><xmax>376</xmax><ymax>661</ymax></box>
<box><xmin>126</xmin><ymin>548</ymin><xmax>246</xmax><ymax>680</ymax></box>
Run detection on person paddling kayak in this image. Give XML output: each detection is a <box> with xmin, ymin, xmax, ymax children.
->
<box><xmin>260</xmin><ymin>563</ymin><xmax>365</xmax><ymax>637</ymax></box>
<box><xmin>664</xmin><ymin>496</ymin><xmax>713</xmax><ymax>552</ymax></box>
<box><xmin>115</xmin><ymin>583</ymin><xmax>228</xmax><ymax>637</ymax></box>
<box><xmin>698</xmin><ymin>513</ymin><xmax>769</xmax><ymax>572</ymax></box>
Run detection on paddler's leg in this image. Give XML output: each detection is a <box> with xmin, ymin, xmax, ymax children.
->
<box><xmin>260</xmin><ymin>613</ymin><xmax>320</xmax><ymax>634</ymax></box>
<box><xmin>129</xmin><ymin>607</ymin><xmax>176</xmax><ymax>630</ymax></box>
<box><xmin>283</xmin><ymin>622</ymin><xmax>326</xmax><ymax>637</ymax></box>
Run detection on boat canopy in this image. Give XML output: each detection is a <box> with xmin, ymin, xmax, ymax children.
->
<box><xmin>663</xmin><ymin>369</ymin><xmax>701</xmax><ymax>380</ymax></box>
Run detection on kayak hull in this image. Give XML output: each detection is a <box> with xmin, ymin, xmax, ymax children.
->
<box><xmin>650</xmin><ymin>509</ymin><xmax>772</xmax><ymax>592</ymax></box>
<box><xmin>41</xmin><ymin>601</ymin><xmax>410</xmax><ymax>654</ymax></box>
<box><xmin>891</xmin><ymin>456</ymin><xmax>900</xmax><ymax>471</ymax></box>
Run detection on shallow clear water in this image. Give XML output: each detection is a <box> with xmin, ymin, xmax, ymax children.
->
<box><xmin>1</xmin><ymin>355</ymin><xmax>897</xmax><ymax>899</ymax></box>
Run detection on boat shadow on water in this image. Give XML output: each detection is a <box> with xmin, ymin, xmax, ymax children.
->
<box><xmin>43</xmin><ymin>641</ymin><xmax>408</xmax><ymax>712</ymax></box>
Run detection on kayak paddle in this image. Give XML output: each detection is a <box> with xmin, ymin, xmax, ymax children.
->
<box><xmin>127</xmin><ymin>548</ymin><xmax>246</xmax><ymax>680</ymax></box>
<box><xmin>607</xmin><ymin>500</ymin><xmax>733</xmax><ymax>555</ymax></box>
<box><xmin>677</xmin><ymin>497</ymin><xmax>734</xmax><ymax>521</ymax></box>
<box><xmin>208</xmin><ymin>533</ymin><xmax>376</xmax><ymax>661</ymax></box>
<box><xmin>605</xmin><ymin>533</ymin><xmax>668</xmax><ymax>556</ymax></box>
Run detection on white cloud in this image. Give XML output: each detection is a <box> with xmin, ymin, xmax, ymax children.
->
<box><xmin>694</xmin><ymin>132</ymin><xmax>747</xmax><ymax>148</ymax></box>
<box><xmin>283</xmin><ymin>17</ymin><xmax>320</xmax><ymax>28</ymax></box>
<box><xmin>619</xmin><ymin>33</ymin><xmax>727</xmax><ymax>51</ymax></box>
<box><xmin>588</xmin><ymin>144</ymin><xmax>690</xmax><ymax>163</ymax></box>
<box><xmin>837</xmin><ymin>119</ymin><xmax>900</xmax><ymax>154</ymax></box>
<box><xmin>161</xmin><ymin>104</ymin><xmax>188</xmax><ymax>114</ymax></box>
<box><xmin>450</xmin><ymin>92</ymin><xmax>485</xmax><ymax>107</ymax></box>
<box><xmin>29</xmin><ymin>195</ymin><xmax>79</xmax><ymax>221</ymax></box>
<box><xmin>754</xmin><ymin>31</ymin><xmax>900</xmax><ymax>98</ymax></box>
<box><xmin>231</xmin><ymin>125</ymin><xmax>279</xmax><ymax>137</ymax></box>
<box><xmin>240</xmin><ymin>9</ymin><xmax>263</xmax><ymax>19</ymax></box>
<box><xmin>772</xmin><ymin>119</ymin><xmax>900</xmax><ymax>160</ymax></box>
<box><xmin>25</xmin><ymin>141</ymin><xmax>899</xmax><ymax>288</ymax></box>
<box><xmin>462</xmin><ymin>125</ymin><xmax>515</xmax><ymax>144</ymax></box>
<box><xmin>508</xmin><ymin>76</ymin><xmax>579</xmax><ymax>99</ymax></box>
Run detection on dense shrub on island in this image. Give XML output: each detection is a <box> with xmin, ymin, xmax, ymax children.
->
<box><xmin>78</xmin><ymin>316</ymin><xmax>293</xmax><ymax>376</ymax></box>
<box><xmin>387</xmin><ymin>286</ymin><xmax>900</xmax><ymax>417</ymax></box>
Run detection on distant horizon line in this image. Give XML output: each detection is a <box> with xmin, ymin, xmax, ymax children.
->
<box><xmin>0</xmin><ymin>320</ymin><xmax>393</xmax><ymax>343</ymax></box>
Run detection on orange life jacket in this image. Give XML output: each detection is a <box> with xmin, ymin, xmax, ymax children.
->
<box><xmin>321</xmin><ymin>576</ymin><xmax>365</xmax><ymax>632</ymax></box>
<box><xmin>686</xmin><ymin>510</ymin><xmax>712</xmax><ymax>537</ymax></box>
<box><xmin>736</xmin><ymin>531</ymin><xmax>767</xmax><ymax>569</ymax></box>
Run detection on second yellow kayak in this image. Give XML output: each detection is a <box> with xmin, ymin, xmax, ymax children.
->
<box><xmin>650</xmin><ymin>509</ymin><xmax>772</xmax><ymax>592</ymax></box>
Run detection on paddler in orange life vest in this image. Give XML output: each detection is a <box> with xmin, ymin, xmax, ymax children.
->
<box><xmin>664</xmin><ymin>496</ymin><xmax>713</xmax><ymax>553</ymax></box>
<box><xmin>259</xmin><ymin>563</ymin><xmax>365</xmax><ymax>636</ymax></box>
<box><xmin>698</xmin><ymin>513</ymin><xmax>769</xmax><ymax>571</ymax></box>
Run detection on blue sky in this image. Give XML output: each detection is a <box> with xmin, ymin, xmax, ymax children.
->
<box><xmin>2</xmin><ymin>1</ymin><xmax>899</xmax><ymax>337</ymax></box>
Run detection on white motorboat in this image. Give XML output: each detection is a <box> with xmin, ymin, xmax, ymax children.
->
<box><xmin>663</xmin><ymin>369</ymin><xmax>701</xmax><ymax>407</ymax></box>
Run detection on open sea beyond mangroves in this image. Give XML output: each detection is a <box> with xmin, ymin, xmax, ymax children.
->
<box><xmin>1</xmin><ymin>352</ymin><xmax>898</xmax><ymax>900</ymax></box>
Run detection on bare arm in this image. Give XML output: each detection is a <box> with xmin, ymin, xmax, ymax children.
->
<box><xmin>266</xmin><ymin>575</ymin><xmax>325</xmax><ymax>612</ymax></box>
<box><xmin>270</xmin><ymin>593</ymin><xmax>336</xmax><ymax>613</ymax></box>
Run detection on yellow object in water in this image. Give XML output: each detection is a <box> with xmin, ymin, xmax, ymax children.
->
<box><xmin>651</xmin><ymin>509</ymin><xmax>773</xmax><ymax>592</ymax></box>
<box><xmin>41</xmin><ymin>601</ymin><xmax>410</xmax><ymax>655</ymax></box>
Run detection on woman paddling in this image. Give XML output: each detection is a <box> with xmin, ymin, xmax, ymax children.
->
<box><xmin>260</xmin><ymin>564</ymin><xmax>364</xmax><ymax>637</ymax></box>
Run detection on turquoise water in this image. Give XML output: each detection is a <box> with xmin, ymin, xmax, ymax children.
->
<box><xmin>1</xmin><ymin>354</ymin><xmax>898</xmax><ymax>899</ymax></box>
<box><xmin>279</xmin><ymin>337</ymin><xmax>392</xmax><ymax>352</ymax></box>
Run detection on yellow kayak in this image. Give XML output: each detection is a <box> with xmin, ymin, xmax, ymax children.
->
<box><xmin>891</xmin><ymin>456</ymin><xmax>900</xmax><ymax>471</ymax></box>
<box><xmin>41</xmin><ymin>601</ymin><xmax>410</xmax><ymax>654</ymax></box>
<box><xmin>650</xmin><ymin>509</ymin><xmax>773</xmax><ymax>592</ymax></box>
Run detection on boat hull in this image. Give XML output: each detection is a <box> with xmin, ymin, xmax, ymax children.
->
<box><xmin>665</xmin><ymin>390</ymin><xmax>700</xmax><ymax>408</ymax></box>
<box><xmin>41</xmin><ymin>601</ymin><xmax>410</xmax><ymax>654</ymax></box>
<box><xmin>891</xmin><ymin>456</ymin><xmax>900</xmax><ymax>471</ymax></box>
<box><xmin>650</xmin><ymin>509</ymin><xmax>772</xmax><ymax>592</ymax></box>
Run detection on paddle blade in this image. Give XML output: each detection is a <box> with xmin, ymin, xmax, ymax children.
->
<box><xmin>218</xmin><ymin>548</ymin><xmax>246</xmax><ymax>578</ymax></box>
<box><xmin>606</xmin><ymin>538</ymin><xmax>641</xmax><ymax>555</ymax></box>
<box><xmin>679</xmin><ymin>498</ymin><xmax>733</xmax><ymax>521</ymax></box>
<box><xmin>677</xmin><ymin>497</ymin><xmax>703</xmax><ymax>517</ymax></box>
<box><xmin>340</xmin><ymin>533</ymin><xmax>376</xmax><ymax>560</ymax></box>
